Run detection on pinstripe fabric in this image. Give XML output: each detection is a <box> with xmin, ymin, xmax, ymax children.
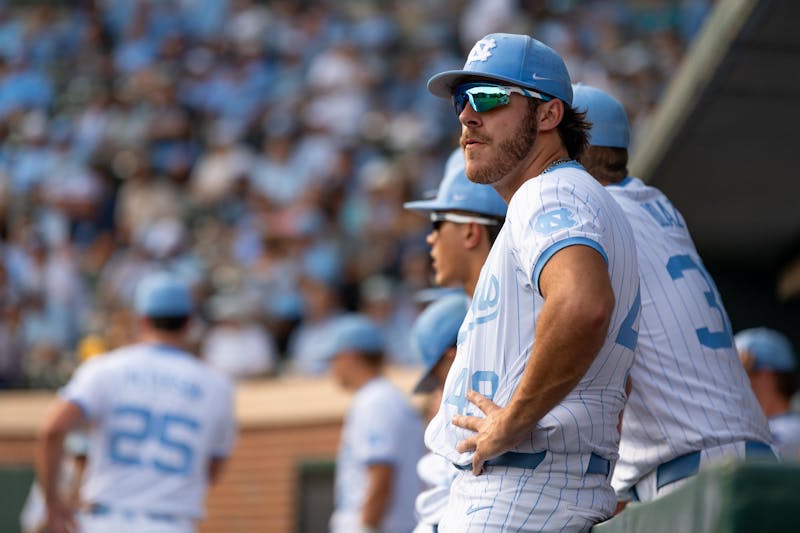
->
<box><xmin>424</xmin><ymin>164</ymin><xmax>639</xmax><ymax>530</ymax></box>
<box><xmin>606</xmin><ymin>177</ymin><xmax>772</xmax><ymax>499</ymax></box>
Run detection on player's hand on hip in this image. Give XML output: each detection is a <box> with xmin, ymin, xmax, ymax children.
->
<box><xmin>452</xmin><ymin>389</ymin><xmax>515</xmax><ymax>476</ymax></box>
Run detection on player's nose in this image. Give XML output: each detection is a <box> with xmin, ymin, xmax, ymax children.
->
<box><xmin>459</xmin><ymin>103</ymin><xmax>482</xmax><ymax>128</ymax></box>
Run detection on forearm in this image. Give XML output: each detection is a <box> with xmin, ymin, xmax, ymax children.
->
<box><xmin>503</xmin><ymin>292</ymin><xmax>612</xmax><ymax>438</ymax></box>
<box><xmin>361</xmin><ymin>464</ymin><xmax>393</xmax><ymax>529</ymax></box>
<box><xmin>36</xmin><ymin>427</ymin><xmax>66</xmax><ymax>505</ymax></box>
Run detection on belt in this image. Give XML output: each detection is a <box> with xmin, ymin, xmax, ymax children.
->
<box><xmin>87</xmin><ymin>502</ymin><xmax>177</xmax><ymax>523</ymax></box>
<box><xmin>454</xmin><ymin>451</ymin><xmax>610</xmax><ymax>476</ymax></box>
<box><xmin>656</xmin><ymin>440</ymin><xmax>777</xmax><ymax>490</ymax></box>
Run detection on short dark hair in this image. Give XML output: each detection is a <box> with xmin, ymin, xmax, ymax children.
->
<box><xmin>148</xmin><ymin>315</ymin><xmax>190</xmax><ymax>331</ymax></box>
<box><xmin>579</xmin><ymin>146</ymin><xmax>629</xmax><ymax>184</ymax></box>
<box><xmin>557</xmin><ymin>104</ymin><xmax>591</xmax><ymax>159</ymax></box>
<box><xmin>485</xmin><ymin>219</ymin><xmax>504</xmax><ymax>245</ymax></box>
<box><xmin>525</xmin><ymin>99</ymin><xmax>591</xmax><ymax>160</ymax></box>
<box><xmin>775</xmin><ymin>371</ymin><xmax>800</xmax><ymax>400</ymax></box>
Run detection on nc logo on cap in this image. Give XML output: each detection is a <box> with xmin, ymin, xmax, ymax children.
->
<box><xmin>467</xmin><ymin>38</ymin><xmax>496</xmax><ymax>64</ymax></box>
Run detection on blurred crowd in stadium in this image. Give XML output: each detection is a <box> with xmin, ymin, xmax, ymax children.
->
<box><xmin>0</xmin><ymin>0</ymin><xmax>714</xmax><ymax>389</ymax></box>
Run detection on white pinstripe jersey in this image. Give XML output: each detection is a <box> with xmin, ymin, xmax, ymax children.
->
<box><xmin>60</xmin><ymin>343</ymin><xmax>237</xmax><ymax>519</ymax></box>
<box><xmin>425</xmin><ymin>163</ymin><xmax>640</xmax><ymax>466</ymax></box>
<box><xmin>605</xmin><ymin>177</ymin><xmax>772</xmax><ymax>493</ymax></box>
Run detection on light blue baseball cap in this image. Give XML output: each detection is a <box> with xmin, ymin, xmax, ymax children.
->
<box><xmin>134</xmin><ymin>272</ymin><xmax>193</xmax><ymax>318</ymax></box>
<box><xmin>571</xmin><ymin>84</ymin><xmax>630</xmax><ymax>149</ymax></box>
<box><xmin>404</xmin><ymin>148</ymin><xmax>507</xmax><ymax>218</ymax></box>
<box><xmin>324</xmin><ymin>314</ymin><xmax>385</xmax><ymax>359</ymax></box>
<box><xmin>735</xmin><ymin>327</ymin><xmax>797</xmax><ymax>372</ymax></box>
<box><xmin>428</xmin><ymin>33</ymin><xmax>573</xmax><ymax>105</ymax></box>
<box><xmin>412</xmin><ymin>292</ymin><xmax>470</xmax><ymax>393</ymax></box>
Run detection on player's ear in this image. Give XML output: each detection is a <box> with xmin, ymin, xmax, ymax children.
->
<box><xmin>537</xmin><ymin>98</ymin><xmax>564</xmax><ymax>133</ymax></box>
<box><xmin>463</xmin><ymin>222</ymin><xmax>483</xmax><ymax>250</ymax></box>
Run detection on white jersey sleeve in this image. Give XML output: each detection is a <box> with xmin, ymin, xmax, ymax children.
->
<box><xmin>60</xmin><ymin>343</ymin><xmax>237</xmax><ymax>519</ymax></box>
<box><xmin>605</xmin><ymin>177</ymin><xmax>772</xmax><ymax>493</ymax></box>
<box><xmin>424</xmin><ymin>164</ymin><xmax>640</xmax><ymax>467</ymax></box>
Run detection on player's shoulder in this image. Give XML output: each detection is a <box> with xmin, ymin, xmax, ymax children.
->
<box><xmin>606</xmin><ymin>176</ymin><xmax>664</xmax><ymax>201</ymax></box>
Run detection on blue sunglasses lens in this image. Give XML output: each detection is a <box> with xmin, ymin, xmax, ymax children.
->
<box><xmin>452</xmin><ymin>85</ymin><xmax>511</xmax><ymax>115</ymax></box>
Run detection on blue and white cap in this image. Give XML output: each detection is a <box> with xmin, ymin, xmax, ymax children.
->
<box><xmin>735</xmin><ymin>327</ymin><xmax>797</xmax><ymax>372</ymax></box>
<box><xmin>571</xmin><ymin>84</ymin><xmax>630</xmax><ymax>149</ymax></box>
<box><xmin>428</xmin><ymin>33</ymin><xmax>573</xmax><ymax>104</ymax></box>
<box><xmin>324</xmin><ymin>314</ymin><xmax>385</xmax><ymax>359</ymax></box>
<box><xmin>134</xmin><ymin>272</ymin><xmax>193</xmax><ymax>318</ymax></box>
<box><xmin>404</xmin><ymin>148</ymin><xmax>507</xmax><ymax>218</ymax></box>
<box><xmin>411</xmin><ymin>292</ymin><xmax>470</xmax><ymax>393</ymax></box>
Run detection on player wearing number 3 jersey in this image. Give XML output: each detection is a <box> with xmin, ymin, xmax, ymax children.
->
<box><xmin>572</xmin><ymin>84</ymin><xmax>773</xmax><ymax>504</ymax></box>
<box><xmin>423</xmin><ymin>33</ymin><xmax>640</xmax><ymax>532</ymax></box>
<box><xmin>36</xmin><ymin>272</ymin><xmax>237</xmax><ymax>533</ymax></box>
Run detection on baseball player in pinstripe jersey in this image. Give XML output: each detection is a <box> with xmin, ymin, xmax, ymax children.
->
<box><xmin>409</xmin><ymin>292</ymin><xmax>471</xmax><ymax>533</ymax></box>
<box><xmin>572</xmin><ymin>84</ymin><xmax>774</xmax><ymax>504</ymax></box>
<box><xmin>37</xmin><ymin>272</ymin><xmax>237</xmax><ymax>533</ymax></box>
<box><xmin>405</xmin><ymin>149</ymin><xmax>506</xmax><ymax>532</ymax></box>
<box><xmin>423</xmin><ymin>34</ymin><xmax>641</xmax><ymax>532</ymax></box>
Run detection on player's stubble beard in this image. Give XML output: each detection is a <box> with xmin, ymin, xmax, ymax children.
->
<box><xmin>461</xmin><ymin>104</ymin><xmax>538</xmax><ymax>186</ymax></box>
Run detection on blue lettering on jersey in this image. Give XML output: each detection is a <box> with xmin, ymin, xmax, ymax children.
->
<box><xmin>460</xmin><ymin>275</ymin><xmax>500</xmax><ymax>340</ymax></box>
<box><xmin>666</xmin><ymin>254</ymin><xmax>734</xmax><ymax>349</ymax></box>
<box><xmin>108</xmin><ymin>405</ymin><xmax>201</xmax><ymax>476</ymax></box>
<box><xmin>641</xmin><ymin>201</ymin><xmax>685</xmax><ymax>228</ymax></box>
<box><xmin>615</xmin><ymin>287</ymin><xmax>641</xmax><ymax>350</ymax></box>
<box><xmin>534</xmin><ymin>208</ymin><xmax>577</xmax><ymax>235</ymax></box>
<box><xmin>445</xmin><ymin>368</ymin><xmax>499</xmax><ymax>415</ymax></box>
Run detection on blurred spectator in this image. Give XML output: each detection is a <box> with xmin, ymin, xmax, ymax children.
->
<box><xmin>202</xmin><ymin>290</ymin><xmax>278</xmax><ymax>379</ymax></box>
<box><xmin>0</xmin><ymin>1</ymin><xmax>712</xmax><ymax>389</ymax></box>
<box><xmin>358</xmin><ymin>274</ymin><xmax>417</xmax><ymax>366</ymax></box>
<box><xmin>285</xmin><ymin>244</ymin><xmax>345</xmax><ymax>375</ymax></box>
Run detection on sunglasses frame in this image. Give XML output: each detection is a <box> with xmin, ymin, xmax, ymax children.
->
<box><xmin>430</xmin><ymin>211</ymin><xmax>502</xmax><ymax>232</ymax></box>
<box><xmin>452</xmin><ymin>83</ymin><xmax>551</xmax><ymax>115</ymax></box>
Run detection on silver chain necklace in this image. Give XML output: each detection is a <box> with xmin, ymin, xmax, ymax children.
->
<box><xmin>542</xmin><ymin>157</ymin><xmax>574</xmax><ymax>174</ymax></box>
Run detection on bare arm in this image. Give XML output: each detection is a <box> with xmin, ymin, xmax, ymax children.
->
<box><xmin>455</xmin><ymin>245</ymin><xmax>615</xmax><ymax>473</ymax></box>
<box><xmin>36</xmin><ymin>399</ymin><xmax>86</xmax><ymax>533</ymax></box>
<box><xmin>360</xmin><ymin>463</ymin><xmax>394</xmax><ymax>529</ymax></box>
<box><xmin>208</xmin><ymin>457</ymin><xmax>228</xmax><ymax>484</ymax></box>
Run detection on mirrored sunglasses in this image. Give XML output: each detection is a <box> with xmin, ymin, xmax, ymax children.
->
<box><xmin>430</xmin><ymin>211</ymin><xmax>501</xmax><ymax>232</ymax></box>
<box><xmin>452</xmin><ymin>83</ymin><xmax>551</xmax><ymax>115</ymax></box>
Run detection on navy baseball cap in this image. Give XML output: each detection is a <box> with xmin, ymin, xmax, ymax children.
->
<box><xmin>412</xmin><ymin>292</ymin><xmax>470</xmax><ymax>393</ymax></box>
<box><xmin>404</xmin><ymin>148</ymin><xmax>507</xmax><ymax>218</ymax></box>
<box><xmin>428</xmin><ymin>33</ymin><xmax>573</xmax><ymax>105</ymax></box>
<box><xmin>571</xmin><ymin>84</ymin><xmax>630</xmax><ymax>149</ymax></box>
<box><xmin>324</xmin><ymin>314</ymin><xmax>385</xmax><ymax>359</ymax></box>
<box><xmin>134</xmin><ymin>272</ymin><xmax>193</xmax><ymax>318</ymax></box>
<box><xmin>735</xmin><ymin>328</ymin><xmax>797</xmax><ymax>372</ymax></box>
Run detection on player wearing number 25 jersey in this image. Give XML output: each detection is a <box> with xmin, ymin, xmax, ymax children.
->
<box><xmin>37</xmin><ymin>272</ymin><xmax>237</xmax><ymax>533</ymax></box>
<box><xmin>573</xmin><ymin>84</ymin><xmax>773</xmax><ymax>503</ymax></box>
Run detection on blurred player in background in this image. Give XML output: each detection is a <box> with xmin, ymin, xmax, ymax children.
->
<box><xmin>36</xmin><ymin>272</ymin><xmax>237</xmax><ymax>533</ymax></box>
<box><xmin>325</xmin><ymin>314</ymin><xmax>424</xmax><ymax>533</ymax></box>
<box><xmin>404</xmin><ymin>147</ymin><xmax>507</xmax><ymax>297</ymax></box>
<box><xmin>572</xmin><ymin>84</ymin><xmax>774</xmax><ymax>504</ymax></box>
<box><xmin>735</xmin><ymin>327</ymin><xmax>800</xmax><ymax>460</ymax></box>
<box><xmin>409</xmin><ymin>292</ymin><xmax>470</xmax><ymax>533</ymax></box>
<box><xmin>423</xmin><ymin>33</ymin><xmax>641</xmax><ymax>531</ymax></box>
